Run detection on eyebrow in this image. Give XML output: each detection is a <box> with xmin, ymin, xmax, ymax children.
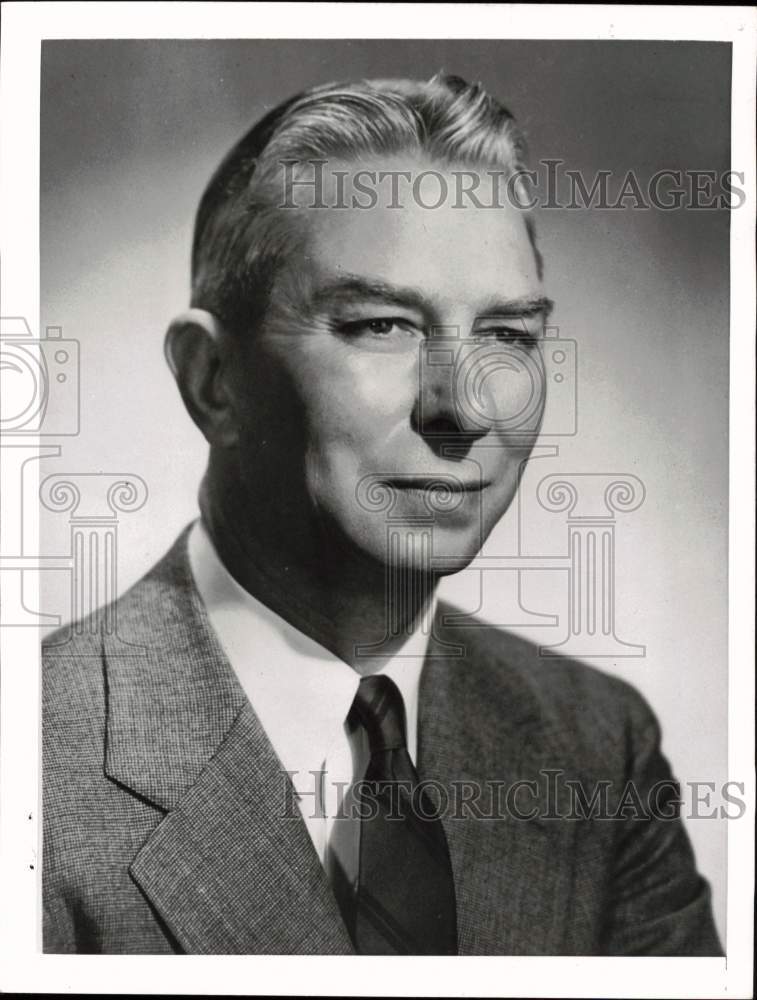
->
<box><xmin>312</xmin><ymin>274</ymin><xmax>554</xmax><ymax>318</ymax></box>
<box><xmin>312</xmin><ymin>276</ymin><xmax>428</xmax><ymax>312</ymax></box>
<box><xmin>476</xmin><ymin>295</ymin><xmax>554</xmax><ymax>319</ymax></box>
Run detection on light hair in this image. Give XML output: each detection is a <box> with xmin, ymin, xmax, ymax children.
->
<box><xmin>191</xmin><ymin>73</ymin><xmax>539</xmax><ymax>334</ymax></box>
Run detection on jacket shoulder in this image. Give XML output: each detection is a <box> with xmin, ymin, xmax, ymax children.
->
<box><xmin>42</xmin><ymin>525</ymin><xmax>193</xmax><ymax>720</ymax></box>
<box><xmin>437</xmin><ymin>604</ymin><xmax>659</xmax><ymax>754</ymax></box>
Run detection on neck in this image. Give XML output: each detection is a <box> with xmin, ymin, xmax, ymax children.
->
<box><xmin>199</xmin><ymin>473</ymin><xmax>438</xmax><ymax>675</ymax></box>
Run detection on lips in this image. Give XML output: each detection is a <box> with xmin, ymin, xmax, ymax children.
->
<box><xmin>384</xmin><ymin>476</ymin><xmax>490</xmax><ymax>493</ymax></box>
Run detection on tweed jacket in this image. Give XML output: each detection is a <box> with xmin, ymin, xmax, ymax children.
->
<box><xmin>42</xmin><ymin>526</ymin><xmax>722</xmax><ymax>955</ymax></box>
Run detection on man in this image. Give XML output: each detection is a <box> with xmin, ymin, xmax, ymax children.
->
<box><xmin>42</xmin><ymin>74</ymin><xmax>722</xmax><ymax>955</ymax></box>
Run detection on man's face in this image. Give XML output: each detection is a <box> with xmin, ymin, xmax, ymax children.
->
<box><xmin>228</xmin><ymin>155</ymin><xmax>548</xmax><ymax>574</ymax></box>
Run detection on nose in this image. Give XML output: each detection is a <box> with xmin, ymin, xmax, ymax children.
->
<box><xmin>411</xmin><ymin>338</ymin><xmax>489</xmax><ymax>458</ymax></box>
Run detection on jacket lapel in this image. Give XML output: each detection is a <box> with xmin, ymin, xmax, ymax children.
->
<box><xmin>129</xmin><ymin>701</ymin><xmax>353</xmax><ymax>954</ymax></box>
<box><xmin>104</xmin><ymin>527</ymin><xmax>353</xmax><ymax>954</ymax></box>
<box><xmin>419</xmin><ymin>606</ymin><xmax>578</xmax><ymax>955</ymax></box>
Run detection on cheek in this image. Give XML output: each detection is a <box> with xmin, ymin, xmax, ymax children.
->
<box><xmin>296</xmin><ymin>349</ymin><xmax>416</xmax><ymax>457</ymax></box>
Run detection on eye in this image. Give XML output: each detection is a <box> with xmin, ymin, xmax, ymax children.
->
<box><xmin>363</xmin><ymin>318</ymin><xmax>399</xmax><ymax>336</ymax></box>
<box><xmin>473</xmin><ymin>317</ymin><xmax>542</xmax><ymax>347</ymax></box>
<box><xmin>338</xmin><ymin>317</ymin><xmax>418</xmax><ymax>339</ymax></box>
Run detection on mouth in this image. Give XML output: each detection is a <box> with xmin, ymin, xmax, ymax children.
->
<box><xmin>384</xmin><ymin>476</ymin><xmax>491</xmax><ymax>494</ymax></box>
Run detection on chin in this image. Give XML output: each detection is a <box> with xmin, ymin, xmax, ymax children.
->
<box><xmin>428</xmin><ymin>523</ymin><xmax>491</xmax><ymax>575</ymax></box>
<box><xmin>347</xmin><ymin>518</ymin><xmax>491</xmax><ymax>578</ymax></box>
<box><xmin>322</xmin><ymin>480</ymin><xmax>511</xmax><ymax>576</ymax></box>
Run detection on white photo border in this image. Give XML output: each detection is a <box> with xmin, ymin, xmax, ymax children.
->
<box><xmin>1</xmin><ymin>3</ymin><xmax>754</xmax><ymax>997</ymax></box>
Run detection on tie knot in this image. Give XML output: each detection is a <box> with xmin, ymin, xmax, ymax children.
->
<box><xmin>349</xmin><ymin>674</ymin><xmax>407</xmax><ymax>754</ymax></box>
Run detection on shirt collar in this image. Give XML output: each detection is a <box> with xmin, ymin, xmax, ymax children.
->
<box><xmin>187</xmin><ymin>519</ymin><xmax>432</xmax><ymax>784</ymax></box>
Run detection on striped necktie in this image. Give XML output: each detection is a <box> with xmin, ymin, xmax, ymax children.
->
<box><xmin>331</xmin><ymin>673</ymin><xmax>458</xmax><ymax>954</ymax></box>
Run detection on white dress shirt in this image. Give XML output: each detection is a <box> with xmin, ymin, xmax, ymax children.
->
<box><xmin>187</xmin><ymin>519</ymin><xmax>433</xmax><ymax>868</ymax></box>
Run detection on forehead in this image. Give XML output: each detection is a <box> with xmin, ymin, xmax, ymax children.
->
<box><xmin>286</xmin><ymin>154</ymin><xmax>542</xmax><ymax>309</ymax></box>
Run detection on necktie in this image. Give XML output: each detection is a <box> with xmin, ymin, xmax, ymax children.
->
<box><xmin>332</xmin><ymin>673</ymin><xmax>458</xmax><ymax>955</ymax></box>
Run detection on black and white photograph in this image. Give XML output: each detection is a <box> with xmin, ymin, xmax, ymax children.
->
<box><xmin>0</xmin><ymin>4</ymin><xmax>754</xmax><ymax>997</ymax></box>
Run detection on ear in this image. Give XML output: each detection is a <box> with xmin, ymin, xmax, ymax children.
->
<box><xmin>164</xmin><ymin>308</ymin><xmax>239</xmax><ymax>447</ymax></box>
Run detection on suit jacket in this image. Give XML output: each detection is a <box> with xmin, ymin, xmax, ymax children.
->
<box><xmin>42</xmin><ymin>526</ymin><xmax>722</xmax><ymax>955</ymax></box>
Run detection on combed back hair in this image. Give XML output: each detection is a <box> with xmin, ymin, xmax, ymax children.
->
<box><xmin>191</xmin><ymin>73</ymin><xmax>539</xmax><ymax>334</ymax></box>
